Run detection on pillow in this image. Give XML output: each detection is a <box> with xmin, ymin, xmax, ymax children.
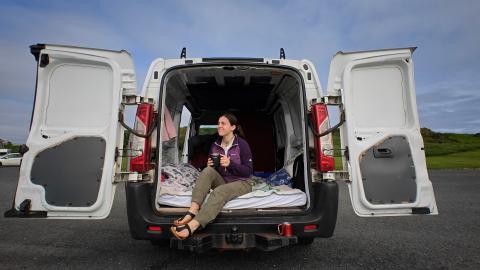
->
<box><xmin>161</xmin><ymin>163</ymin><xmax>200</xmax><ymax>191</ymax></box>
<box><xmin>265</xmin><ymin>168</ymin><xmax>292</xmax><ymax>187</ymax></box>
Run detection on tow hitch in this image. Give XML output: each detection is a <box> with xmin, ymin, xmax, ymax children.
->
<box><xmin>170</xmin><ymin>232</ymin><xmax>297</xmax><ymax>253</ymax></box>
<box><xmin>225</xmin><ymin>226</ymin><xmax>243</xmax><ymax>244</ymax></box>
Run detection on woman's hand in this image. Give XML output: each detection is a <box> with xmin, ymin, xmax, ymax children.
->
<box><xmin>220</xmin><ymin>154</ymin><xmax>230</xmax><ymax>167</ymax></box>
<box><xmin>207</xmin><ymin>158</ymin><xmax>214</xmax><ymax>167</ymax></box>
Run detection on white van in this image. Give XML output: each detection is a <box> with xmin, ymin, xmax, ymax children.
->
<box><xmin>5</xmin><ymin>44</ymin><xmax>437</xmax><ymax>251</ymax></box>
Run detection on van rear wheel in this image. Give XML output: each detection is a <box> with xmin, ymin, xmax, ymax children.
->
<box><xmin>297</xmin><ymin>237</ymin><xmax>314</xmax><ymax>245</ymax></box>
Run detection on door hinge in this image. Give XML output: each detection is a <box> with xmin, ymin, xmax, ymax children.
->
<box><xmin>40</xmin><ymin>54</ymin><xmax>50</xmax><ymax>67</ymax></box>
<box><xmin>310</xmin><ymin>96</ymin><xmax>343</xmax><ymax>107</ymax></box>
<box><xmin>320</xmin><ymin>95</ymin><xmax>342</xmax><ymax>105</ymax></box>
<box><xmin>121</xmin><ymin>95</ymin><xmax>155</xmax><ymax>106</ymax></box>
<box><xmin>312</xmin><ymin>169</ymin><xmax>350</xmax><ymax>183</ymax></box>
<box><xmin>114</xmin><ymin>172</ymin><xmax>152</xmax><ymax>183</ymax></box>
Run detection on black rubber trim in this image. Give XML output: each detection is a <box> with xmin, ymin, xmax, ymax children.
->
<box><xmin>4</xmin><ymin>199</ymin><xmax>47</xmax><ymax>218</ymax></box>
<box><xmin>4</xmin><ymin>208</ymin><xmax>47</xmax><ymax>218</ymax></box>
<box><xmin>412</xmin><ymin>207</ymin><xmax>431</xmax><ymax>214</ymax></box>
<box><xmin>30</xmin><ymin>44</ymin><xmax>45</xmax><ymax>62</ymax></box>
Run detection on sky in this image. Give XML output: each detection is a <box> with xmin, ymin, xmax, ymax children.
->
<box><xmin>0</xmin><ymin>0</ymin><xmax>479</xmax><ymax>143</ymax></box>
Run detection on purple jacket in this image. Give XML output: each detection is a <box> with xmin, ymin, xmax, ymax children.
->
<box><xmin>209</xmin><ymin>135</ymin><xmax>253</xmax><ymax>182</ymax></box>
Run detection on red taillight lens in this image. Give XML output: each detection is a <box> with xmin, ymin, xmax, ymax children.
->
<box><xmin>304</xmin><ymin>224</ymin><xmax>318</xmax><ymax>231</ymax></box>
<box><xmin>311</xmin><ymin>103</ymin><xmax>335</xmax><ymax>172</ymax></box>
<box><xmin>147</xmin><ymin>226</ymin><xmax>162</xmax><ymax>232</ymax></box>
<box><xmin>130</xmin><ymin>103</ymin><xmax>155</xmax><ymax>173</ymax></box>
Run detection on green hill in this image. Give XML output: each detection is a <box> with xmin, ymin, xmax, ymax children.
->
<box><xmin>420</xmin><ymin>128</ymin><xmax>480</xmax><ymax>169</ymax></box>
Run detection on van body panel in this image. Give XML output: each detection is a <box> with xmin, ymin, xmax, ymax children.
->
<box><xmin>9</xmin><ymin>44</ymin><xmax>134</xmax><ymax>218</ymax></box>
<box><xmin>328</xmin><ymin>48</ymin><xmax>438</xmax><ymax>216</ymax></box>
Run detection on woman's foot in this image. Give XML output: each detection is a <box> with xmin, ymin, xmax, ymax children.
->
<box><xmin>173</xmin><ymin>210</ymin><xmax>197</xmax><ymax>226</ymax></box>
<box><xmin>170</xmin><ymin>224</ymin><xmax>192</xmax><ymax>240</ymax></box>
<box><xmin>173</xmin><ymin>203</ymin><xmax>199</xmax><ymax>226</ymax></box>
<box><xmin>170</xmin><ymin>220</ymin><xmax>200</xmax><ymax>240</ymax></box>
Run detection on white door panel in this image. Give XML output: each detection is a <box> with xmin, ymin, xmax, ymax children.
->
<box><xmin>328</xmin><ymin>48</ymin><xmax>438</xmax><ymax>216</ymax></box>
<box><xmin>8</xmin><ymin>44</ymin><xmax>135</xmax><ymax>219</ymax></box>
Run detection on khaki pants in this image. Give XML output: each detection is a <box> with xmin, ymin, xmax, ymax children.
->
<box><xmin>192</xmin><ymin>166</ymin><xmax>252</xmax><ymax>227</ymax></box>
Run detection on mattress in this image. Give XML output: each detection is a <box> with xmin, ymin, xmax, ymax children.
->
<box><xmin>157</xmin><ymin>182</ymin><xmax>307</xmax><ymax>210</ymax></box>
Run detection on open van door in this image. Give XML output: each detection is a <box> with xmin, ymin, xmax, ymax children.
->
<box><xmin>327</xmin><ymin>47</ymin><xmax>438</xmax><ymax>216</ymax></box>
<box><xmin>5</xmin><ymin>44</ymin><xmax>136</xmax><ymax>219</ymax></box>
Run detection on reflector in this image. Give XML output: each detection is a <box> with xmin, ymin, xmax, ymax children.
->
<box><xmin>304</xmin><ymin>224</ymin><xmax>317</xmax><ymax>231</ymax></box>
<box><xmin>147</xmin><ymin>226</ymin><xmax>162</xmax><ymax>232</ymax></box>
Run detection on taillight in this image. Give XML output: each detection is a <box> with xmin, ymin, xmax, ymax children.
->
<box><xmin>147</xmin><ymin>226</ymin><xmax>162</xmax><ymax>233</ymax></box>
<box><xmin>130</xmin><ymin>103</ymin><xmax>155</xmax><ymax>173</ymax></box>
<box><xmin>310</xmin><ymin>102</ymin><xmax>335</xmax><ymax>172</ymax></box>
<box><xmin>304</xmin><ymin>224</ymin><xmax>318</xmax><ymax>231</ymax></box>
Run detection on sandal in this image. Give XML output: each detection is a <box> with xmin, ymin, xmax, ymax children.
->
<box><xmin>173</xmin><ymin>211</ymin><xmax>196</xmax><ymax>226</ymax></box>
<box><xmin>170</xmin><ymin>224</ymin><xmax>192</xmax><ymax>240</ymax></box>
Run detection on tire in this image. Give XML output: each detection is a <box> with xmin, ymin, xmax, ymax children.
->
<box><xmin>297</xmin><ymin>237</ymin><xmax>315</xmax><ymax>245</ymax></box>
<box><xmin>0</xmin><ymin>162</ymin><xmax>3</xmax><ymax>166</ymax></box>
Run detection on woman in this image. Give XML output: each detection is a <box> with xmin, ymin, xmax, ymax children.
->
<box><xmin>170</xmin><ymin>113</ymin><xmax>253</xmax><ymax>240</ymax></box>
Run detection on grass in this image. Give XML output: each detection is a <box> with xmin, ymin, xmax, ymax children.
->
<box><xmin>426</xmin><ymin>149</ymin><xmax>480</xmax><ymax>169</ymax></box>
<box><xmin>421</xmin><ymin>128</ymin><xmax>480</xmax><ymax>169</ymax></box>
<box><xmin>422</xmin><ymin>133</ymin><xmax>480</xmax><ymax>157</ymax></box>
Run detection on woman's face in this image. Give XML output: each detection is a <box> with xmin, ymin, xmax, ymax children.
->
<box><xmin>217</xmin><ymin>116</ymin><xmax>236</xmax><ymax>137</ymax></box>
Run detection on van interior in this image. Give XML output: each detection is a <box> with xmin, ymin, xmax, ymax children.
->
<box><xmin>153</xmin><ymin>65</ymin><xmax>311</xmax><ymax>215</ymax></box>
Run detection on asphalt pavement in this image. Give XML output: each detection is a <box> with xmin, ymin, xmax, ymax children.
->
<box><xmin>0</xmin><ymin>167</ymin><xmax>479</xmax><ymax>269</ymax></box>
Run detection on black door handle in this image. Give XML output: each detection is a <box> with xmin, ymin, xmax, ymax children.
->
<box><xmin>373</xmin><ymin>147</ymin><xmax>393</xmax><ymax>158</ymax></box>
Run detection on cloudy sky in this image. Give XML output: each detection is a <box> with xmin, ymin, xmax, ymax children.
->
<box><xmin>0</xmin><ymin>0</ymin><xmax>479</xmax><ymax>143</ymax></box>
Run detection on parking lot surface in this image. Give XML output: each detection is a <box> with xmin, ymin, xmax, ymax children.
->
<box><xmin>1</xmin><ymin>167</ymin><xmax>479</xmax><ymax>269</ymax></box>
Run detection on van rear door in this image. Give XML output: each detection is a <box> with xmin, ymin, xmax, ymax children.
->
<box><xmin>5</xmin><ymin>44</ymin><xmax>136</xmax><ymax>219</ymax></box>
<box><xmin>327</xmin><ymin>48</ymin><xmax>438</xmax><ymax>216</ymax></box>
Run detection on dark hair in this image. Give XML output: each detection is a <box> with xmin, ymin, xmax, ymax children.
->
<box><xmin>220</xmin><ymin>113</ymin><xmax>246</xmax><ymax>138</ymax></box>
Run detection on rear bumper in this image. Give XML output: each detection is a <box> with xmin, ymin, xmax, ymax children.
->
<box><xmin>125</xmin><ymin>181</ymin><xmax>338</xmax><ymax>250</ymax></box>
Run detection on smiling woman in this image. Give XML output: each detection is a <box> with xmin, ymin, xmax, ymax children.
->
<box><xmin>170</xmin><ymin>113</ymin><xmax>254</xmax><ymax>240</ymax></box>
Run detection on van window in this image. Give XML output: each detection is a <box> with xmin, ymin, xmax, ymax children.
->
<box><xmin>178</xmin><ymin>105</ymin><xmax>191</xmax><ymax>160</ymax></box>
<box><xmin>199</xmin><ymin>125</ymin><xmax>218</xmax><ymax>135</ymax></box>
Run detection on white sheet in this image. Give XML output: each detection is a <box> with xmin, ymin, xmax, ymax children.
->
<box><xmin>157</xmin><ymin>182</ymin><xmax>307</xmax><ymax>209</ymax></box>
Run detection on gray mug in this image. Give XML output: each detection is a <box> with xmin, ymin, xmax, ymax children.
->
<box><xmin>210</xmin><ymin>153</ymin><xmax>220</xmax><ymax>169</ymax></box>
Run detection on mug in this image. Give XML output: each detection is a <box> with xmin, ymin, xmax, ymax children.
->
<box><xmin>277</xmin><ymin>222</ymin><xmax>292</xmax><ymax>237</ymax></box>
<box><xmin>210</xmin><ymin>153</ymin><xmax>220</xmax><ymax>169</ymax></box>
